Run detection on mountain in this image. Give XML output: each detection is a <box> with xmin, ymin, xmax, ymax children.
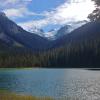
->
<box><xmin>42</xmin><ymin>26</ymin><xmax>71</xmax><ymax>40</ymax></box>
<box><xmin>0</xmin><ymin>12</ymin><xmax>50</xmax><ymax>51</ymax></box>
<box><xmin>25</xmin><ymin>21</ymin><xmax>87</xmax><ymax>40</ymax></box>
<box><xmin>35</xmin><ymin>21</ymin><xmax>100</xmax><ymax>68</ymax></box>
<box><xmin>53</xmin><ymin>21</ymin><xmax>87</xmax><ymax>40</ymax></box>
<box><xmin>43</xmin><ymin>21</ymin><xmax>87</xmax><ymax>40</ymax></box>
<box><xmin>44</xmin><ymin>26</ymin><xmax>71</xmax><ymax>40</ymax></box>
<box><xmin>55</xmin><ymin>25</ymin><xmax>71</xmax><ymax>39</ymax></box>
<box><xmin>44</xmin><ymin>25</ymin><xmax>72</xmax><ymax>40</ymax></box>
<box><xmin>28</xmin><ymin>27</ymin><xmax>46</xmax><ymax>37</ymax></box>
<box><xmin>44</xmin><ymin>29</ymin><xmax>57</xmax><ymax>40</ymax></box>
<box><xmin>53</xmin><ymin>21</ymin><xmax>100</xmax><ymax>47</ymax></box>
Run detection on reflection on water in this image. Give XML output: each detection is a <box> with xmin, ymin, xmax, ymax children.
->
<box><xmin>0</xmin><ymin>69</ymin><xmax>100</xmax><ymax>99</ymax></box>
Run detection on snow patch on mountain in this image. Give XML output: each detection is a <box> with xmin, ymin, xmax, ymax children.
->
<box><xmin>27</xmin><ymin>20</ymin><xmax>88</xmax><ymax>40</ymax></box>
<box><xmin>28</xmin><ymin>27</ymin><xmax>45</xmax><ymax>37</ymax></box>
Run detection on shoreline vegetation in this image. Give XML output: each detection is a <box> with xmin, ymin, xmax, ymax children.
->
<box><xmin>0</xmin><ymin>90</ymin><xmax>54</xmax><ymax>100</ymax></box>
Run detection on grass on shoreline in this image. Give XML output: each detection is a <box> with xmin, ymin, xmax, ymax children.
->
<box><xmin>0</xmin><ymin>90</ymin><xmax>81</xmax><ymax>100</ymax></box>
<box><xmin>0</xmin><ymin>90</ymin><xmax>54</xmax><ymax>100</ymax></box>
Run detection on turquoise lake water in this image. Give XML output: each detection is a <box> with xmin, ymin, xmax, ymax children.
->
<box><xmin>0</xmin><ymin>68</ymin><xmax>100</xmax><ymax>99</ymax></box>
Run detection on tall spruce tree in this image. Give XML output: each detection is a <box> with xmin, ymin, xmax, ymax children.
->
<box><xmin>88</xmin><ymin>0</ymin><xmax>100</xmax><ymax>21</ymax></box>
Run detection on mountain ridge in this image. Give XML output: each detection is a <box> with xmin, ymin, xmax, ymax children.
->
<box><xmin>0</xmin><ymin>12</ymin><xmax>50</xmax><ymax>51</ymax></box>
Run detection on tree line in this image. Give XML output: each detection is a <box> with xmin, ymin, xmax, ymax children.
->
<box><xmin>0</xmin><ymin>38</ymin><xmax>100</xmax><ymax>68</ymax></box>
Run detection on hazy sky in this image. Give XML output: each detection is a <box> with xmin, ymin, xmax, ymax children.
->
<box><xmin>0</xmin><ymin>0</ymin><xmax>95</xmax><ymax>31</ymax></box>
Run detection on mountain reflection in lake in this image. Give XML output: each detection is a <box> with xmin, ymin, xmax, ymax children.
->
<box><xmin>0</xmin><ymin>69</ymin><xmax>100</xmax><ymax>99</ymax></box>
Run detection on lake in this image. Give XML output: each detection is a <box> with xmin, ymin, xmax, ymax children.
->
<box><xmin>0</xmin><ymin>68</ymin><xmax>100</xmax><ymax>99</ymax></box>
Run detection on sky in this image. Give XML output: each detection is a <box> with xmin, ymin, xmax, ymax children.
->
<box><xmin>0</xmin><ymin>0</ymin><xmax>95</xmax><ymax>32</ymax></box>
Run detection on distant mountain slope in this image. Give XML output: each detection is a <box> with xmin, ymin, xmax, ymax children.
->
<box><xmin>44</xmin><ymin>21</ymin><xmax>87</xmax><ymax>40</ymax></box>
<box><xmin>0</xmin><ymin>12</ymin><xmax>50</xmax><ymax>51</ymax></box>
<box><xmin>53</xmin><ymin>21</ymin><xmax>100</xmax><ymax>47</ymax></box>
<box><xmin>55</xmin><ymin>25</ymin><xmax>71</xmax><ymax>39</ymax></box>
<box><xmin>28</xmin><ymin>27</ymin><xmax>46</xmax><ymax>37</ymax></box>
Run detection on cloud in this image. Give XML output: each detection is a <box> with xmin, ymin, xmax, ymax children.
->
<box><xmin>3</xmin><ymin>7</ymin><xmax>35</xmax><ymax>18</ymax></box>
<box><xmin>44</xmin><ymin>0</ymin><xmax>95</xmax><ymax>24</ymax></box>
<box><xmin>0</xmin><ymin>0</ymin><xmax>33</xmax><ymax>19</ymax></box>
<box><xmin>0</xmin><ymin>0</ymin><xmax>32</xmax><ymax>8</ymax></box>
<box><xmin>18</xmin><ymin>19</ymin><xmax>49</xmax><ymax>31</ymax></box>
<box><xmin>18</xmin><ymin>0</ymin><xmax>95</xmax><ymax>31</ymax></box>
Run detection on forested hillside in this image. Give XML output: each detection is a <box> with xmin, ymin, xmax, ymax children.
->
<box><xmin>1</xmin><ymin>21</ymin><xmax>100</xmax><ymax>68</ymax></box>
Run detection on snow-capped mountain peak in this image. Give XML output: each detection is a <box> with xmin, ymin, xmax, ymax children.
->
<box><xmin>44</xmin><ymin>29</ymin><xmax>58</xmax><ymax>40</ymax></box>
<box><xmin>27</xmin><ymin>20</ymin><xmax>88</xmax><ymax>40</ymax></box>
<box><xmin>28</xmin><ymin>27</ymin><xmax>45</xmax><ymax>37</ymax></box>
